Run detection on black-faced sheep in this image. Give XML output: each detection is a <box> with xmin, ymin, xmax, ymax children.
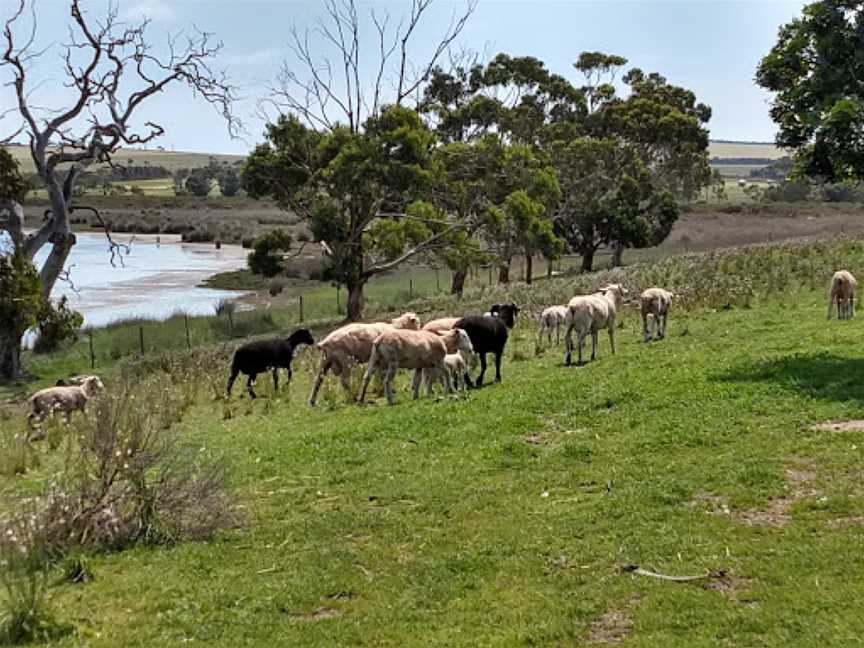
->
<box><xmin>453</xmin><ymin>315</ymin><xmax>510</xmax><ymax>387</ymax></box>
<box><xmin>227</xmin><ymin>328</ymin><xmax>315</xmax><ymax>399</ymax></box>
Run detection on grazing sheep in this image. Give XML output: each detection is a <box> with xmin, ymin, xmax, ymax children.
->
<box><xmin>55</xmin><ymin>374</ymin><xmax>103</xmax><ymax>387</ymax></box>
<box><xmin>227</xmin><ymin>328</ymin><xmax>315</xmax><ymax>399</ymax></box>
<box><xmin>358</xmin><ymin>327</ymin><xmax>473</xmax><ymax>405</ymax></box>
<box><xmin>453</xmin><ymin>315</ymin><xmax>510</xmax><ymax>387</ymax></box>
<box><xmin>308</xmin><ymin>312</ymin><xmax>420</xmax><ymax>406</ymax></box>
<box><xmin>422</xmin><ymin>344</ymin><xmax>474</xmax><ymax>393</ymax></box>
<box><xmin>27</xmin><ymin>375</ymin><xmax>104</xmax><ymax>429</ymax></box>
<box><xmin>564</xmin><ymin>284</ymin><xmax>627</xmax><ymax>366</ymax></box>
<box><xmin>639</xmin><ymin>288</ymin><xmax>674</xmax><ymax>341</ymax></box>
<box><xmin>828</xmin><ymin>270</ymin><xmax>857</xmax><ymax>320</ymax></box>
<box><xmin>538</xmin><ymin>305</ymin><xmax>568</xmax><ymax>345</ymax></box>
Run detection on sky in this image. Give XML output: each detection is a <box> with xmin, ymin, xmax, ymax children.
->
<box><xmin>1</xmin><ymin>0</ymin><xmax>806</xmax><ymax>155</ymax></box>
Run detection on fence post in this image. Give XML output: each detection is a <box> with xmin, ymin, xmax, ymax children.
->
<box><xmin>488</xmin><ymin>266</ymin><xmax>492</xmax><ymax>286</ymax></box>
<box><xmin>138</xmin><ymin>326</ymin><xmax>144</xmax><ymax>355</ymax></box>
<box><xmin>299</xmin><ymin>295</ymin><xmax>304</xmax><ymax>323</ymax></box>
<box><xmin>184</xmin><ymin>314</ymin><xmax>191</xmax><ymax>350</ymax></box>
<box><xmin>409</xmin><ymin>278</ymin><xmax>413</xmax><ymax>299</ymax></box>
<box><xmin>435</xmin><ymin>268</ymin><xmax>440</xmax><ymax>292</ymax></box>
<box><xmin>336</xmin><ymin>285</ymin><xmax>340</xmax><ymax>313</ymax></box>
<box><xmin>88</xmin><ymin>330</ymin><xmax>95</xmax><ymax>369</ymax></box>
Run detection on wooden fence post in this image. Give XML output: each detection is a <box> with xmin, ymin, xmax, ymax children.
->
<box><xmin>409</xmin><ymin>279</ymin><xmax>413</xmax><ymax>299</ymax></box>
<box><xmin>88</xmin><ymin>330</ymin><xmax>95</xmax><ymax>369</ymax></box>
<box><xmin>299</xmin><ymin>295</ymin><xmax>304</xmax><ymax>323</ymax></box>
<box><xmin>139</xmin><ymin>326</ymin><xmax>144</xmax><ymax>355</ymax></box>
<box><xmin>184</xmin><ymin>314</ymin><xmax>191</xmax><ymax>350</ymax></box>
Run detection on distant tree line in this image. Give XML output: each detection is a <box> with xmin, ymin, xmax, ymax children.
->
<box><xmin>174</xmin><ymin>158</ymin><xmax>243</xmax><ymax>197</ymax></box>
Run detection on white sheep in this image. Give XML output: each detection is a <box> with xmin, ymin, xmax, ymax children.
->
<box><xmin>27</xmin><ymin>375</ymin><xmax>104</xmax><ymax>429</ymax></box>
<box><xmin>538</xmin><ymin>305</ymin><xmax>568</xmax><ymax>346</ymax></box>
<box><xmin>564</xmin><ymin>284</ymin><xmax>627</xmax><ymax>366</ymax></box>
<box><xmin>308</xmin><ymin>312</ymin><xmax>420</xmax><ymax>405</ymax></box>
<box><xmin>421</xmin><ymin>317</ymin><xmax>460</xmax><ymax>334</ymax></box>
<box><xmin>358</xmin><ymin>328</ymin><xmax>473</xmax><ymax>405</ymax></box>
<box><xmin>422</xmin><ymin>344</ymin><xmax>474</xmax><ymax>393</ymax></box>
<box><xmin>639</xmin><ymin>288</ymin><xmax>674</xmax><ymax>341</ymax></box>
<box><xmin>828</xmin><ymin>270</ymin><xmax>857</xmax><ymax>320</ymax></box>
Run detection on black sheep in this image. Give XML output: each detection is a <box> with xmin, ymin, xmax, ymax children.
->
<box><xmin>488</xmin><ymin>303</ymin><xmax>520</xmax><ymax>329</ymax></box>
<box><xmin>227</xmin><ymin>328</ymin><xmax>315</xmax><ymax>398</ymax></box>
<box><xmin>454</xmin><ymin>315</ymin><xmax>509</xmax><ymax>387</ymax></box>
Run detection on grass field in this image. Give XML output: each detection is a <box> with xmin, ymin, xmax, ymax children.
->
<box><xmin>708</xmin><ymin>141</ymin><xmax>787</xmax><ymax>159</ymax></box>
<box><xmin>3</xmin><ymin>238</ymin><xmax>864</xmax><ymax>645</ymax></box>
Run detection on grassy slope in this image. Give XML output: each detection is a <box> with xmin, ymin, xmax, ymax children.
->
<box><xmin>18</xmin><ymin>289</ymin><xmax>864</xmax><ymax>647</ymax></box>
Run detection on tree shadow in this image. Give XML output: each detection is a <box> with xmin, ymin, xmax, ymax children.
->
<box><xmin>717</xmin><ymin>352</ymin><xmax>864</xmax><ymax>404</ymax></box>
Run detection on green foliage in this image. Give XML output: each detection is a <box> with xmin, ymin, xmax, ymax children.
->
<box><xmin>0</xmin><ymin>147</ymin><xmax>29</xmax><ymax>202</ymax></box>
<box><xmin>184</xmin><ymin>169</ymin><xmax>213</xmax><ymax>197</ymax></box>
<box><xmin>33</xmin><ymin>296</ymin><xmax>84</xmax><ymax>354</ymax></box>
<box><xmin>247</xmin><ymin>229</ymin><xmax>293</xmax><ymax>278</ymax></box>
<box><xmin>756</xmin><ymin>1</ymin><xmax>864</xmax><ymax>180</ymax></box>
<box><xmin>217</xmin><ymin>167</ymin><xmax>241</xmax><ymax>197</ymax></box>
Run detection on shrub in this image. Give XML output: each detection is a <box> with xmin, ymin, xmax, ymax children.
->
<box><xmin>762</xmin><ymin>178</ymin><xmax>811</xmax><ymax>202</ymax></box>
<box><xmin>247</xmin><ymin>229</ymin><xmax>293</xmax><ymax>278</ymax></box>
<box><xmin>33</xmin><ymin>296</ymin><xmax>83</xmax><ymax>354</ymax></box>
<box><xmin>820</xmin><ymin>182</ymin><xmax>864</xmax><ymax>203</ymax></box>
<box><xmin>184</xmin><ymin>169</ymin><xmax>212</xmax><ymax>197</ymax></box>
<box><xmin>268</xmin><ymin>278</ymin><xmax>286</xmax><ymax>296</ymax></box>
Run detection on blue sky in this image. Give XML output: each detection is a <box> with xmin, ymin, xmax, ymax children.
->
<box><xmin>1</xmin><ymin>0</ymin><xmax>805</xmax><ymax>154</ymax></box>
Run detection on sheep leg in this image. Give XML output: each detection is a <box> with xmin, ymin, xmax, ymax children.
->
<box><xmin>412</xmin><ymin>369</ymin><xmax>423</xmax><ymax>400</ymax></box>
<box><xmin>246</xmin><ymin>373</ymin><xmax>258</xmax><ymax>399</ymax></box>
<box><xmin>475</xmin><ymin>353</ymin><xmax>487</xmax><ymax>387</ymax></box>
<box><xmin>272</xmin><ymin>368</ymin><xmax>279</xmax><ymax>392</ymax></box>
<box><xmin>590</xmin><ymin>329</ymin><xmax>598</xmax><ymax>361</ymax></box>
<box><xmin>642</xmin><ymin>312</ymin><xmax>650</xmax><ymax>342</ymax></box>
<box><xmin>564</xmin><ymin>322</ymin><xmax>575</xmax><ymax>366</ymax></box>
<box><xmin>357</xmin><ymin>359</ymin><xmax>376</xmax><ymax>404</ymax></box>
<box><xmin>577</xmin><ymin>331</ymin><xmax>587</xmax><ymax>366</ymax></box>
<box><xmin>660</xmin><ymin>313</ymin><xmax>667</xmax><ymax>339</ymax></box>
<box><xmin>226</xmin><ymin>367</ymin><xmax>239</xmax><ymax>397</ymax></box>
<box><xmin>443</xmin><ymin>365</ymin><xmax>453</xmax><ymax>395</ymax></box>
<box><xmin>608</xmin><ymin>323</ymin><xmax>616</xmax><ymax>355</ymax></box>
<box><xmin>494</xmin><ymin>352</ymin><xmax>502</xmax><ymax>383</ymax></box>
<box><xmin>556</xmin><ymin>322</ymin><xmax>561</xmax><ymax>346</ymax></box>
<box><xmin>384</xmin><ymin>364</ymin><xmax>397</xmax><ymax>405</ymax></box>
<box><xmin>308</xmin><ymin>359</ymin><xmax>331</xmax><ymax>406</ymax></box>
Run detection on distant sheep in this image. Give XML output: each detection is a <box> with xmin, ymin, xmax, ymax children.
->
<box><xmin>27</xmin><ymin>375</ymin><xmax>105</xmax><ymax>429</ymax></box>
<box><xmin>308</xmin><ymin>312</ymin><xmax>420</xmax><ymax>406</ymax></box>
<box><xmin>564</xmin><ymin>284</ymin><xmax>627</xmax><ymax>366</ymax></box>
<box><xmin>358</xmin><ymin>327</ymin><xmax>473</xmax><ymax>405</ymax></box>
<box><xmin>639</xmin><ymin>288</ymin><xmax>674</xmax><ymax>341</ymax></box>
<box><xmin>828</xmin><ymin>270</ymin><xmax>857</xmax><ymax>320</ymax></box>
<box><xmin>538</xmin><ymin>305</ymin><xmax>568</xmax><ymax>345</ymax></box>
<box><xmin>227</xmin><ymin>328</ymin><xmax>315</xmax><ymax>399</ymax></box>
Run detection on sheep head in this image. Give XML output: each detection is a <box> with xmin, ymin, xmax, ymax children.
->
<box><xmin>392</xmin><ymin>312</ymin><xmax>420</xmax><ymax>330</ymax></box>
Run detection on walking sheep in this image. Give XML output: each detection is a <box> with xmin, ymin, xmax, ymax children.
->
<box><xmin>27</xmin><ymin>375</ymin><xmax>105</xmax><ymax>430</ymax></box>
<box><xmin>538</xmin><ymin>305</ymin><xmax>568</xmax><ymax>345</ymax></box>
<box><xmin>308</xmin><ymin>312</ymin><xmax>420</xmax><ymax>405</ymax></box>
<box><xmin>227</xmin><ymin>328</ymin><xmax>315</xmax><ymax>399</ymax></box>
<box><xmin>358</xmin><ymin>328</ymin><xmax>474</xmax><ymax>405</ymax></box>
<box><xmin>639</xmin><ymin>288</ymin><xmax>674</xmax><ymax>341</ymax></box>
<box><xmin>828</xmin><ymin>270</ymin><xmax>857</xmax><ymax>320</ymax></box>
<box><xmin>564</xmin><ymin>284</ymin><xmax>627</xmax><ymax>366</ymax></box>
<box><xmin>453</xmin><ymin>314</ymin><xmax>510</xmax><ymax>387</ymax></box>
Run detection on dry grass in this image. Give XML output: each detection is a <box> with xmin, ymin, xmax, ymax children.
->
<box><xmin>708</xmin><ymin>141</ymin><xmax>788</xmax><ymax>159</ymax></box>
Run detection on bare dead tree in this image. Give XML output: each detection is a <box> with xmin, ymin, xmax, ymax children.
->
<box><xmin>0</xmin><ymin>0</ymin><xmax>238</xmax><ymax>378</ymax></box>
<box><xmin>263</xmin><ymin>0</ymin><xmax>477</xmax><ymax>133</ymax></box>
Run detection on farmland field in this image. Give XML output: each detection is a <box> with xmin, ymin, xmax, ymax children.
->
<box><xmin>708</xmin><ymin>141</ymin><xmax>787</xmax><ymax>159</ymax></box>
<box><xmin>3</xmin><ymin>238</ymin><xmax>864</xmax><ymax>646</ymax></box>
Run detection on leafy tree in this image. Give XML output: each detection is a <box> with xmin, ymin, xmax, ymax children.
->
<box><xmin>247</xmin><ymin>230</ymin><xmax>294</xmax><ymax>278</ymax></box>
<box><xmin>33</xmin><ymin>295</ymin><xmax>84</xmax><ymax>354</ymax></box>
<box><xmin>243</xmin><ymin>107</ymin><xmax>457</xmax><ymax>320</ymax></box>
<box><xmin>756</xmin><ymin>0</ymin><xmax>864</xmax><ymax>180</ymax></box>
<box><xmin>218</xmin><ymin>167</ymin><xmax>241</xmax><ymax>197</ymax></box>
<box><xmin>551</xmin><ymin>138</ymin><xmax>678</xmax><ymax>271</ymax></box>
<box><xmin>0</xmin><ymin>252</ymin><xmax>44</xmax><ymax>379</ymax></box>
<box><xmin>185</xmin><ymin>169</ymin><xmax>213</xmax><ymax>197</ymax></box>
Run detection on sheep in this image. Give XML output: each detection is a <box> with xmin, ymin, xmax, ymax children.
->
<box><xmin>422</xmin><ymin>344</ymin><xmax>474</xmax><ymax>393</ymax></box>
<box><xmin>27</xmin><ymin>375</ymin><xmax>104</xmax><ymax>429</ymax></box>
<box><xmin>55</xmin><ymin>374</ymin><xmax>103</xmax><ymax>387</ymax></box>
<box><xmin>358</xmin><ymin>327</ymin><xmax>473</xmax><ymax>405</ymax></box>
<box><xmin>421</xmin><ymin>317</ymin><xmax>461</xmax><ymax>334</ymax></box>
<box><xmin>639</xmin><ymin>288</ymin><xmax>674</xmax><ymax>341</ymax></box>
<box><xmin>538</xmin><ymin>305</ymin><xmax>568</xmax><ymax>345</ymax></box>
<box><xmin>487</xmin><ymin>303</ymin><xmax>520</xmax><ymax>329</ymax></box>
<box><xmin>227</xmin><ymin>328</ymin><xmax>315</xmax><ymax>399</ymax></box>
<box><xmin>827</xmin><ymin>270</ymin><xmax>857</xmax><ymax>320</ymax></box>
<box><xmin>308</xmin><ymin>312</ymin><xmax>420</xmax><ymax>406</ymax></box>
<box><xmin>564</xmin><ymin>284</ymin><xmax>627</xmax><ymax>366</ymax></box>
<box><xmin>453</xmin><ymin>315</ymin><xmax>510</xmax><ymax>387</ymax></box>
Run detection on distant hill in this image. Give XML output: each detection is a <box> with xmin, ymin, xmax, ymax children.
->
<box><xmin>3</xmin><ymin>143</ymin><xmax>245</xmax><ymax>173</ymax></box>
<box><xmin>708</xmin><ymin>140</ymin><xmax>787</xmax><ymax>160</ymax></box>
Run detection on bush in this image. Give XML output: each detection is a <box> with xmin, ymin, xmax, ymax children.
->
<box><xmin>32</xmin><ymin>295</ymin><xmax>83</xmax><ymax>354</ymax></box>
<box><xmin>820</xmin><ymin>182</ymin><xmax>864</xmax><ymax>203</ymax></box>
<box><xmin>184</xmin><ymin>169</ymin><xmax>212</xmax><ymax>197</ymax></box>
<box><xmin>762</xmin><ymin>178</ymin><xmax>811</xmax><ymax>202</ymax></box>
<box><xmin>268</xmin><ymin>278</ymin><xmax>286</xmax><ymax>296</ymax></box>
<box><xmin>247</xmin><ymin>229</ymin><xmax>293</xmax><ymax>278</ymax></box>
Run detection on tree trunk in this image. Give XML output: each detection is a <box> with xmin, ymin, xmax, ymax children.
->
<box><xmin>0</xmin><ymin>333</ymin><xmax>23</xmax><ymax>381</ymax></box>
<box><xmin>547</xmin><ymin>258</ymin><xmax>553</xmax><ymax>279</ymax></box>
<box><xmin>581</xmin><ymin>248</ymin><xmax>595</xmax><ymax>273</ymax></box>
<box><xmin>346</xmin><ymin>280</ymin><xmax>365</xmax><ymax>322</ymax></box>
<box><xmin>611</xmin><ymin>241</ymin><xmax>625</xmax><ymax>268</ymax></box>
<box><xmin>450</xmin><ymin>269</ymin><xmax>467</xmax><ymax>296</ymax></box>
<box><xmin>498</xmin><ymin>262</ymin><xmax>510</xmax><ymax>285</ymax></box>
<box><xmin>525</xmin><ymin>254</ymin><xmax>533</xmax><ymax>285</ymax></box>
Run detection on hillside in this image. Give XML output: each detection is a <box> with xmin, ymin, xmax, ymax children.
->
<box><xmin>708</xmin><ymin>141</ymin><xmax>786</xmax><ymax>160</ymax></box>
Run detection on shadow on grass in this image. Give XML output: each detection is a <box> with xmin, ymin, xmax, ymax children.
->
<box><xmin>718</xmin><ymin>351</ymin><xmax>864</xmax><ymax>403</ymax></box>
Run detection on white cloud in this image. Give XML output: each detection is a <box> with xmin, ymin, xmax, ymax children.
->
<box><xmin>121</xmin><ymin>0</ymin><xmax>178</xmax><ymax>23</ymax></box>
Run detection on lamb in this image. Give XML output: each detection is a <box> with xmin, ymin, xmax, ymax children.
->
<box><xmin>453</xmin><ymin>314</ymin><xmax>510</xmax><ymax>387</ymax></box>
<box><xmin>227</xmin><ymin>328</ymin><xmax>315</xmax><ymax>399</ymax></box>
<box><xmin>639</xmin><ymin>288</ymin><xmax>674</xmax><ymax>341</ymax></box>
<box><xmin>308</xmin><ymin>312</ymin><xmax>420</xmax><ymax>405</ymax></box>
<box><xmin>358</xmin><ymin>327</ymin><xmax>473</xmax><ymax>405</ymax></box>
<box><xmin>27</xmin><ymin>375</ymin><xmax>104</xmax><ymax>429</ymax></box>
<box><xmin>422</xmin><ymin>345</ymin><xmax>474</xmax><ymax>393</ymax></box>
<box><xmin>827</xmin><ymin>270</ymin><xmax>857</xmax><ymax>320</ymax></box>
<box><xmin>538</xmin><ymin>305</ymin><xmax>568</xmax><ymax>345</ymax></box>
<box><xmin>564</xmin><ymin>284</ymin><xmax>627</xmax><ymax>366</ymax></box>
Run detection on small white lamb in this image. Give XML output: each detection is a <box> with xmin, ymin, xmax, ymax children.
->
<box><xmin>538</xmin><ymin>305</ymin><xmax>568</xmax><ymax>346</ymax></box>
<box><xmin>639</xmin><ymin>288</ymin><xmax>674</xmax><ymax>341</ymax></box>
<box><xmin>828</xmin><ymin>270</ymin><xmax>857</xmax><ymax>320</ymax></box>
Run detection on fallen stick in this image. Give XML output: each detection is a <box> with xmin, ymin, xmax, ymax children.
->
<box><xmin>622</xmin><ymin>564</ymin><xmax>725</xmax><ymax>582</ymax></box>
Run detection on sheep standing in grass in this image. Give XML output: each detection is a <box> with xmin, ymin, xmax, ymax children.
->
<box><xmin>422</xmin><ymin>344</ymin><xmax>474</xmax><ymax>393</ymax></box>
<box><xmin>422</xmin><ymin>317</ymin><xmax>460</xmax><ymax>335</ymax></box>
<box><xmin>227</xmin><ymin>328</ymin><xmax>315</xmax><ymax>399</ymax></box>
<box><xmin>358</xmin><ymin>327</ymin><xmax>473</xmax><ymax>405</ymax></box>
<box><xmin>828</xmin><ymin>270</ymin><xmax>857</xmax><ymax>320</ymax></box>
<box><xmin>308</xmin><ymin>312</ymin><xmax>420</xmax><ymax>405</ymax></box>
<box><xmin>453</xmin><ymin>315</ymin><xmax>511</xmax><ymax>387</ymax></box>
<box><xmin>538</xmin><ymin>305</ymin><xmax>568</xmax><ymax>345</ymax></box>
<box><xmin>564</xmin><ymin>284</ymin><xmax>627</xmax><ymax>366</ymax></box>
<box><xmin>27</xmin><ymin>375</ymin><xmax>104</xmax><ymax>429</ymax></box>
<box><xmin>639</xmin><ymin>288</ymin><xmax>674</xmax><ymax>341</ymax></box>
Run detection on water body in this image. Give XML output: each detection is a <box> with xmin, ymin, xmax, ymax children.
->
<box><xmin>28</xmin><ymin>233</ymin><xmax>249</xmax><ymax>328</ymax></box>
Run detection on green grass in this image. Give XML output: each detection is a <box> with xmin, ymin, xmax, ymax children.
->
<box><xmin>4</xmin><ymin>287</ymin><xmax>864</xmax><ymax>645</ymax></box>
